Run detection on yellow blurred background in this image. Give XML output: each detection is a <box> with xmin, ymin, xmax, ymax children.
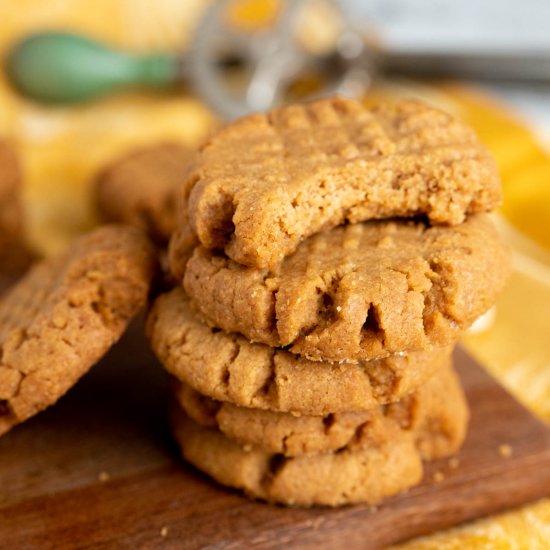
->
<box><xmin>1</xmin><ymin>1</ymin><xmax>549</xmax><ymax>547</ymax></box>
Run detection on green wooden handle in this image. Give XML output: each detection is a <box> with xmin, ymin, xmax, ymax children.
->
<box><xmin>6</xmin><ymin>31</ymin><xmax>180</xmax><ymax>103</ymax></box>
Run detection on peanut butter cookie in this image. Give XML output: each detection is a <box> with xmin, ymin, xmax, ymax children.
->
<box><xmin>183</xmin><ymin>215</ymin><xmax>509</xmax><ymax>362</ymax></box>
<box><xmin>147</xmin><ymin>288</ymin><xmax>453</xmax><ymax>415</ymax></box>
<box><xmin>0</xmin><ymin>225</ymin><xmax>156</xmax><ymax>435</ymax></box>
<box><xmin>95</xmin><ymin>143</ymin><xmax>194</xmax><ymax>244</ymax></box>
<box><xmin>171</xmin><ymin>405</ymin><xmax>424</xmax><ymax>507</ymax></box>
<box><xmin>181</xmin><ymin>97</ymin><xmax>501</xmax><ymax>268</ymax></box>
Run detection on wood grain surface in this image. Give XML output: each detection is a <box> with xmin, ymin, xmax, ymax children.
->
<box><xmin>0</xmin><ymin>240</ymin><xmax>34</xmax><ymax>293</ymax></box>
<box><xmin>1</xmin><ymin>260</ymin><xmax>550</xmax><ymax>549</ymax></box>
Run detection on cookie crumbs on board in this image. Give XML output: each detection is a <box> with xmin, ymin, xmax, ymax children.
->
<box><xmin>499</xmin><ymin>444</ymin><xmax>513</xmax><ymax>458</ymax></box>
<box><xmin>433</xmin><ymin>471</ymin><xmax>445</xmax><ymax>483</ymax></box>
<box><xmin>305</xmin><ymin>517</ymin><xmax>324</xmax><ymax>530</ymax></box>
<box><xmin>160</xmin><ymin>526</ymin><xmax>169</xmax><ymax>537</ymax></box>
<box><xmin>98</xmin><ymin>471</ymin><xmax>110</xmax><ymax>482</ymax></box>
<box><xmin>182</xmin><ymin>215</ymin><xmax>509</xmax><ymax>364</ymax></box>
<box><xmin>448</xmin><ymin>457</ymin><xmax>460</xmax><ymax>469</ymax></box>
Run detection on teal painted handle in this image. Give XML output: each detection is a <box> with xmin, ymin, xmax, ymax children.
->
<box><xmin>6</xmin><ymin>31</ymin><xmax>180</xmax><ymax>103</ymax></box>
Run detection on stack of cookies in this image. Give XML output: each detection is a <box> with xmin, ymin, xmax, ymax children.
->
<box><xmin>147</xmin><ymin>97</ymin><xmax>510</xmax><ymax>507</ymax></box>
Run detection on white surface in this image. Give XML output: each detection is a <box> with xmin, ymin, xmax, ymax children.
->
<box><xmin>341</xmin><ymin>0</ymin><xmax>550</xmax><ymax>52</ymax></box>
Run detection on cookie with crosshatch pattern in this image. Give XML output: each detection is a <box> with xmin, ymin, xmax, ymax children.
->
<box><xmin>0</xmin><ymin>225</ymin><xmax>156</xmax><ymax>436</ymax></box>
<box><xmin>178</xmin><ymin>97</ymin><xmax>502</xmax><ymax>270</ymax></box>
<box><xmin>182</xmin><ymin>215</ymin><xmax>509</xmax><ymax>363</ymax></box>
<box><xmin>172</xmin><ymin>360</ymin><xmax>468</xmax><ymax>459</ymax></box>
<box><xmin>171</xmin><ymin>403</ymin><xmax>429</xmax><ymax>508</ymax></box>
<box><xmin>146</xmin><ymin>288</ymin><xmax>454</xmax><ymax>416</ymax></box>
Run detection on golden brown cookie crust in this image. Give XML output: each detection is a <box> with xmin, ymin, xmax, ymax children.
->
<box><xmin>0</xmin><ymin>225</ymin><xmax>156</xmax><ymax>435</ymax></box>
<box><xmin>94</xmin><ymin>143</ymin><xmax>193</xmax><ymax>244</ymax></box>
<box><xmin>182</xmin><ymin>97</ymin><xmax>501</xmax><ymax>268</ymax></box>
<box><xmin>167</xmin><ymin>224</ymin><xmax>199</xmax><ymax>282</ymax></box>
<box><xmin>147</xmin><ymin>288</ymin><xmax>453</xmax><ymax>415</ymax></box>
<box><xmin>183</xmin><ymin>214</ymin><xmax>509</xmax><ymax>362</ymax></box>
<box><xmin>171</xmin><ymin>406</ymin><xmax>423</xmax><ymax>507</ymax></box>
<box><xmin>172</xmin><ymin>361</ymin><xmax>468</xmax><ymax>459</ymax></box>
<box><xmin>0</xmin><ymin>140</ymin><xmax>22</xmax><ymax>242</ymax></box>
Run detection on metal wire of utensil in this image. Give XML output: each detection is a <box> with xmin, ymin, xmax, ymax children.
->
<box><xmin>186</xmin><ymin>0</ymin><xmax>550</xmax><ymax>119</ymax></box>
<box><xmin>7</xmin><ymin>0</ymin><xmax>550</xmax><ymax>120</ymax></box>
<box><xmin>185</xmin><ymin>0</ymin><xmax>372</xmax><ymax>119</ymax></box>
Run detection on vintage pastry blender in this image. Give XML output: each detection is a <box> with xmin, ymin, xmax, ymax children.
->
<box><xmin>6</xmin><ymin>0</ymin><xmax>550</xmax><ymax>120</ymax></box>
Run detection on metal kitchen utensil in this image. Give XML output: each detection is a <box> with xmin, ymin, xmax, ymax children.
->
<box><xmin>6</xmin><ymin>0</ymin><xmax>550</xmax><ymax>119</ymax></box>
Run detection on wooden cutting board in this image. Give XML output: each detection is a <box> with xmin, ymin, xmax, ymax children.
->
<box><xmin>1</xmin><ymin>267</ymin><xmax>550</xmax><ymax>548</ymax></box>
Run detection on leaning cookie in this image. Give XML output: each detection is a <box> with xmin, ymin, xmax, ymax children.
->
<box><xmin>146</xmin><ymin>288</ymin><xmax>453</xmax><ymax>415</ymax></box>
<box><xmin>182</xmin><ymin>97</ymin><xmax>501</xmax><ymax>269</ymax></box>
<box><xmin>172</xmin><ymin>360</ymin><xmax>468</xmax><ymax>459</ymax></box>
<box><xmin>182</xmin><ymin>214</ymin><xmax>509</xmax><ymax>363</ymax></box>
<box><xmin>94</xmin><ymin>143</ymin><xmax>194</xmax><ymax>244</ymax></box>
<box><xmin>0</xmin><ymin>225</ymin><xmax>156</xmax><ymax>435</ymax></box>
<box><xmin>172</xmin><ymin>406</ymin><xmax>423</xmax><ymax>507</ymax></box>
<box><xmin>0</xmin><ymin>140</ymin><xmax>22</xmax><ymax>242</ymax></box>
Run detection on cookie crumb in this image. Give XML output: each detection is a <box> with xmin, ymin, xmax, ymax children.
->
<box><xmin>498</xmin><ymin>444</ymin><xmax>513</xmax><ymax>458</ymax></box>
<box><xmin>97</xmin><ymin>472</ymin><xmax>111</xmax><ymax>483</ymax></box>
<box><xmin>306</xmin><ymin>517</ymin><xmax>324</xmax><ymax>529</ymax></box>
<box><xmin>98</xmin><ymin>471</ymin><xmax>110</xmax><ymax>482</ymax></box>
<box><xmin>160</xmin><ymin>526</ymin><xmax>169</xmax><ymax>537</ymax></box>
<box><xmin>448</xmin><ymin>457</ymin><xmax>460</xmax><ymax>469</ymax></box>
<box><xmin>433</xmin><ymin>471</ymin><xmax>444</xmax><ymax>483</ymax></box>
